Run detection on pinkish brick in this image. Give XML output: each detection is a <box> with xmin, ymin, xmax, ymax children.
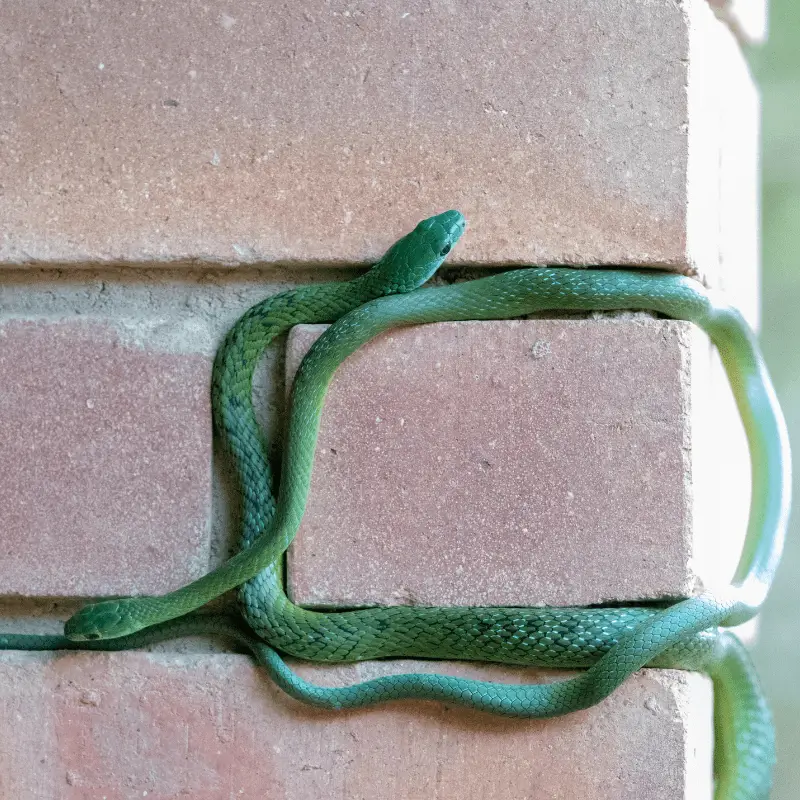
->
<box><xmin>0</xmin><ymin>320</ymin><xmax>211</xmax><ymax>596</ymax></box>
<box><xmin>0</xmin><ymin>652</ymin><xmax>712</xmax><ymax>799</ymax></box>
<box><xmin>285</xmin><ymin>320</ymin><xmax>748</xmax><ymax>608</ymax></box>
<box><xmin>0</xmin><ymin>1</ymin><xmax>751</xmax><ymax>300</ymax></box>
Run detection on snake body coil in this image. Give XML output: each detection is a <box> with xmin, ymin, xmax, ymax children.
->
<box><xmin>3</xmin><ymin>212</ymin><xmax>789</xmax><ymax>799</ymax></box>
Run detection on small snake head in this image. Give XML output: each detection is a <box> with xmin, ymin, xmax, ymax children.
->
<box><xmin>64</xmin><ymin>598</ymin><xmax>150</xmax><ymax>641</ymax></box>
<box><xmin>366</xmin><ymin>210</ymin><xmax>466</xmax><ymax>295</ymax></box>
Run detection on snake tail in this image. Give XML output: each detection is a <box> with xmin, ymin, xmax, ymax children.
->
<box><xmin>710</xmin><ymin>632</ymin><xmax>775</xmax><ymax>800</ymax></box>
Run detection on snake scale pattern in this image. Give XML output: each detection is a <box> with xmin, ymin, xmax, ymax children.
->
<box><xmin>0</xmin><ymin>212</ymin><xmax>789</xmax><ymax>799</ymax></box>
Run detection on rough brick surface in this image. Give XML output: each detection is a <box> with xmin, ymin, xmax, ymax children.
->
<box><xmin>0</xmin><ymin>320</ymin><xmax>211</xmax><ymax>596</ymax></box>
<box><xmin>285</xmin><ymin>319</ymin><xmax>749</xmax><ymax>608</ymax></box>
<box><xmin>0</xmin><ymin>0</ymin><xmax>749</xmax><ymax>291</ymax></box>
<box><xmin>0</xmin><ymin>652</ymin><xmax>712</xmax><ymax>800</ymax></box>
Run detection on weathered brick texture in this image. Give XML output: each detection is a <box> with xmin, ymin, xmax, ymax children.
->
<box><xmin>286</xmin><ymin>319</ymin><xmax>749</xmax><ymax>609</ymax></box>
<box><xmin>0</xmin><ymin>0</ymin><xmax>755</xmax><ymax>313</ymax></box>
<box><xmin>0</xmin><ymin>652</ymin><xmax>712</xmax><ymax>800</ymax></box>
<box><xmin>0</xmin><ymin>1</ymin><xmax>761</xmax><ymax>797</ymax></box>
<box><xmin>0</xmin><ymin>320</ymin><xmax>211</xmax><ymax>596</ymax></box>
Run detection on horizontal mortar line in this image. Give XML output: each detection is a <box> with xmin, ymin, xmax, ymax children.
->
<box><xmin>0</xmin><ymin>257</ymin><xmax>697</xmax><ymax>272</ymax></box>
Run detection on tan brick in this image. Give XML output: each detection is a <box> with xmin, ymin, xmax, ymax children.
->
<box><xmin>0</xmin><ymin>1</ymin><xmax>752</xmax><ymax>300</ymax></box>
<box><xmin>0</xmin><ymin>651</ymin><xmax>712</xmax><ymax>799</ymax></box>
<box><xmin>286</xmin><ymin>319</ymin><xmax>748</xmax><ymax>608</ymax></box>
<box><xmin>0</xmin><ymin>320</ymin><xmax>211</xmax><ymax>597</ymax></box>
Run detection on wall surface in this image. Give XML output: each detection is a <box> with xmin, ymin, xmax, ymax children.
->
<box><xmin>0</xmin><ymin>2</ymin><xmax>766</xmax><ymax>798</ymax></box>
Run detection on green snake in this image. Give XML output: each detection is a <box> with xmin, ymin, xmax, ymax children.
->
<box><xmin>0</xmin><ymin>212</ymin><xmax>789</xmax><ymax>799</ymax></box>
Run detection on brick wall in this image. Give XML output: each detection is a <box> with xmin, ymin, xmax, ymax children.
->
<box><xmin>0</xmin><ymin>2</ymin><xmax>760</xmax><ymax>798</ymax></box>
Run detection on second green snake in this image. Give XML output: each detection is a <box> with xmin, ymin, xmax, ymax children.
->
<box><xmin>34</xmin><ymin>211</ymin><xmax>793</xmax><ymax>797</ymax></box>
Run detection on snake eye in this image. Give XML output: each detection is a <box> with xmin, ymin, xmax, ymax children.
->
<box><xmin>84</xmin><ymin>632</ymin><xmax>101</xmax><ymax>640</ymax></box>
<box><xmin>440</xmin><ymin>244</ymin><xmax>451</xmax><ymax>256</ymax></box>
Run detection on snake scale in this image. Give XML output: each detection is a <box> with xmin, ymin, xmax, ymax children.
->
<box><xmin>0</xmin><ymin>212</ymin><xmax>789</xmax><ymax>799</ymax></box>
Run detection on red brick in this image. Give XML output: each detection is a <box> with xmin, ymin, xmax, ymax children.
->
<box><xmin>0</xmin><ymin>652</ymin><xmax>712</xmax><ymax>799</ymax></box>
<box><xmin>285</xmin><ymin>320</ymin><xmax>748</xmax><ymax>608</ymax></box>
<box><xmin>0</xmin><ymin>1</ymin><xmax>750</xmax><ymax>296</ymax></box>
<box><xmin>0</xmin><ymin>320</ymin><xmax>211</xmax><ymax>596</ymax></box>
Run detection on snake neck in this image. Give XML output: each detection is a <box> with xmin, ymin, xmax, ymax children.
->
<box><xmin>221</xmin><ymin>273</ymin><xmax>416</xmax><ymax>624</ymax></box>
<box><xmin>213</xmin><ymin>276</ymin><xmax>379</xmax><ymax>549</ymax></box>
<box><xmin>235</xmin><ymin>268</ymin><xmax>787</xmax><ymax>657</ymax></box>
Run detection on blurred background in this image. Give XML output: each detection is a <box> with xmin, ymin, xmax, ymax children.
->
<box><xmin>748</xmin><ymin>2</ymin><xmax>800</xmax><ymax>797</ymax></box>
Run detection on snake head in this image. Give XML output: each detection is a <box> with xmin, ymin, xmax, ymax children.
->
<box><xmin>366</xmin><ymin>210</ymin><xmax>466</xmax><ymax>295</ymax></box>
<box><xmin>64</xmin><ymin>597</ymin><xmax>150</xmax><ymax>641</ymax></box>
